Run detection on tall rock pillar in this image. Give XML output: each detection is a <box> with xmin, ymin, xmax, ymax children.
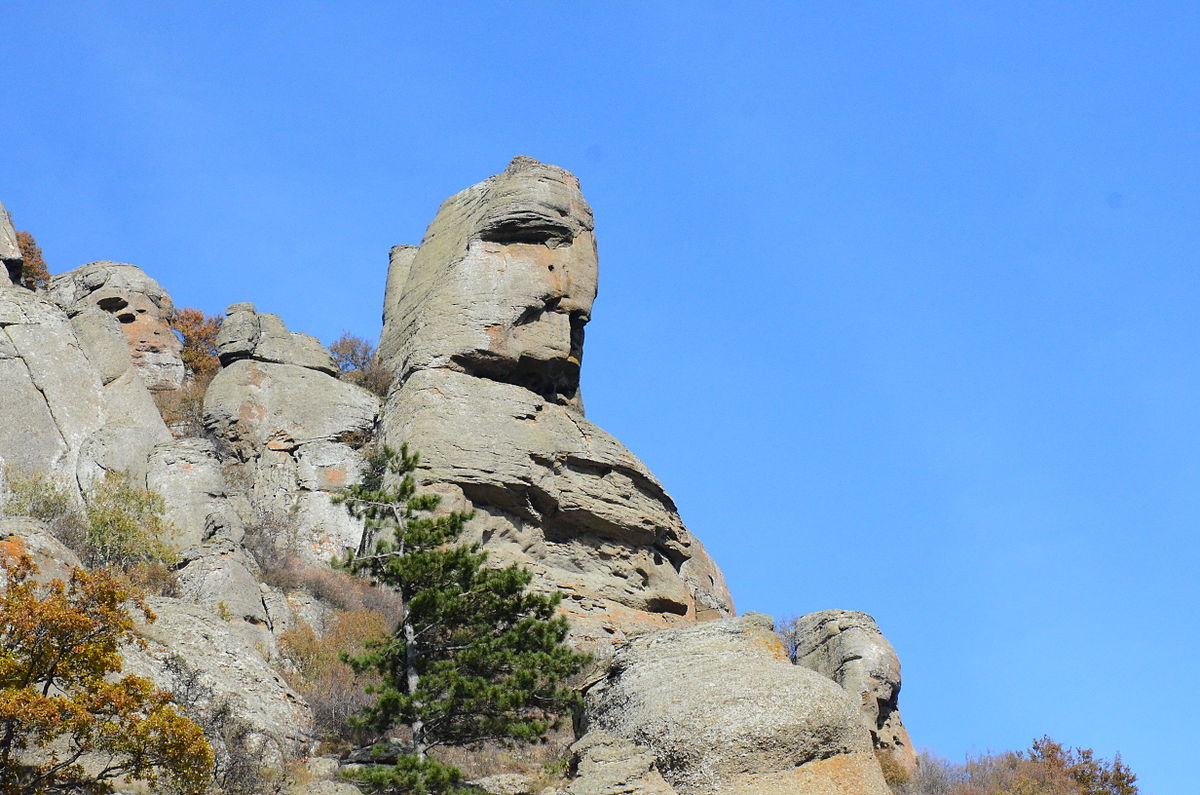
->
<box><xmin>379</xmin><ymin>156</ymin><xmax>732</xmax><ymax>648</ymax></box>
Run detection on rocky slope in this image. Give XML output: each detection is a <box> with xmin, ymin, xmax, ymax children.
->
<box><xmin>0</xmin><ymin>159</ymin><xmax>915</xmax><ymax>794</ymax></box>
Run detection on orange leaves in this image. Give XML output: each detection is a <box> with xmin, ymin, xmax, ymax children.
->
<box><xmin>170</xmin><ymin>307</ymin><xmax>223</xmax><ymax>380</ymax></box>
<box><xmin>0</xmin><ymin>538</ymin><xmax>212</xmax><ymax>794</ymax></box>
<box><xmin>14</xmin><ymin>231</ymin><xmax>50</xmax><ymax>291</ymax></box>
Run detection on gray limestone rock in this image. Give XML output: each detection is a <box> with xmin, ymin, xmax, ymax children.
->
<box><xmin>0</xmin><ymin>517</ymin><xmax>83</xmax><ymax>583</ymax></box>
<box><xmin>0</xmin><ymin>286</ymin><xmax>108</xmax><ymax>481</ymax></box>
<box><xmin>204</xmin><ymin>320</ymin><xmax>378</xmax><ymax>560</ymax></box>
<box><xmin>215</xmin><ymin>302</ymin><xmax>261</xmax><ymax>363</ymax></box>
<box><xmin>582</xmin><ymin>616</ymin><xmax>891</xmax><ymax>795</ymax></box>
<box><xmin>47</xmin><ymin>261</ymin><xmax>185</xmax><ymax>391</ymax></box>
<box><xmin>215</xmin><ymin>302</ymin><xmax>336</xmax><ymax>373</ymax></box>
<box><xmin>379</xmin><ymin>157</ymin><xmax>731</xmax><ymax>647</ymax></box>
<box><xmin>121</xmin><ymin>596</ymin><xmax>312</xmax><ymax>743</ymax></box>
<box><xmin>70</xmin><ymin>308</ymin><xmax>133</xmax><ymax>385</ymax></box>
<box><xmin>146</xmin><ymin>438</ymin><xmax>232</xmax><ymax>550</ymax></box>
<box><xmin>0</xmin><ymin>283</ymin><xmax>169</xmax><ymax>511</ymax></box>
<box><xmin>175</xmin><ymin>550</ymin><xmax>269</xmax><ymax>626</ymax></box>
<box><xmin>790</xmin><ymin>609</ymin><xmax>918</xmax><ymax>780</ymax></box>
<box><xmin>468</xmin><ymin>773</ymin><xmax>539</xmax><ymax>795</ymax></box>
<box><xmin>565</xmin><ymin>731</ymin><xmax>677</xmax><ymax>795</ymax></box>
<box><xmin>0</xmin><ymin>201</ymin><xmax>19</xmax><ymax>286</ymax></box>
<box><xmin>75</xmin><ymin>423</ymin><xmax>169</xmax><ymax>492</ymax></box>
<box><xmin>205</xmin><ymin>359</ymin><xmax>375</xmax><ymax>458</ymax></box>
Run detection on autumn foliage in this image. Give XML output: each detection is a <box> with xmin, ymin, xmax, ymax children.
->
<box><xmin>0</xmin><ymin>539</ymin><xmax>211</xmax><ymax>794</ymax></box>
<box><xmin>170</xmin><ymin>308</ymin><xmax>223</xmax><ymax>380</ymax></box>
<box><xmin>900</xmin><ymin>738</ymin><xmax>1138</xmax><ymax>795</ymax></box>
<box><xmin>330</xmin><ymin>332</ymin><xmax>392</xmax><ymax>397</ymax></box>
<box><xmin>278</xmin><ymin>609</ymin><xmax>391</xmax><ymax>744</ymax></box>
<box><xmin>15</xmin><ymin>231</ymin><xmax>50</xmax><ymax>291</ymax></box>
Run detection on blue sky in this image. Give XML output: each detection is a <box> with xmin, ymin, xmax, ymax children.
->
<box><xmin>3</xmin><ymin>2</ymin><xmax>1196</xmax><ymax>791</ymax></box>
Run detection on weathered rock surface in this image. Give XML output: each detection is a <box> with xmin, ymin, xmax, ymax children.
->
<box><xmin>0</xmin><ymin>278</ymin><xmax>169</xmax><ymax>499</ymax></box>
<box><xmin>216</xmin><ymin>302</ymin><xmax>337</xmax><ymax>374</ymax></box>
<box><xmin>791</xmin><ymin>609</ymin><xmax>918</xmax><ymax>779</ymax></box>
<box><xmin>468</xmin><ymin>773</ymin><xmax>540</xmax><ymax>795</ymax></box>
<box><xmin>380</xmin><ymin>156</ymin><xmax>731</xmax><ymax>647</ymax></box>
<box><xmin>146</xmin><ymin>438</ymin><xmax>232</xmax><ymax>550</ymax></box>
<box><xmin>582</xmin><ymin>614</ymin><xmax>890</xmax><ymax>795</ymax></box>
<box><xmin>48</xmin><ymin>261</ymin><xmax>185</xmax><ymax>391</ymax></box>
<box><xmin>565</xmin><ymin>731</ymin><xmax>677</xmax><ymax>795</ymax></box>
<box><xmin>205</xmin><ymin>305</ymin><xmax>378</xmax><ymax>560</ymax></box>
<box><xmin>121</xmin><ymin>596</ymin><xmax>312</xmax><ymax>743</ymax></box>
<box><xmin>0</xmin><ymin>201</ymin><xmax>20</xmax><ymax>286</ymax></box>
<box><xmin>1</xmin><ymin>286</ymin><xmax>114</xmax><ymax>487</ymax></box>
<box><xmin>0</xmin><ymin>517</ymin><xmax>83</xmax><ymax>583</ymax></box>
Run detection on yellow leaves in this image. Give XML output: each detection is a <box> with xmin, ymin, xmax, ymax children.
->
<box><xmin>0</xmin><ymin>538</ymin><xmax>212</xmax><ymax>793</ymax></box>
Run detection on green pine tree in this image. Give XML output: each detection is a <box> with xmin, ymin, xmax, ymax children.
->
<box><xmin>335</xmin><ymin>445</ymin><xmax>590</xmax><ymax>794</ymax></box>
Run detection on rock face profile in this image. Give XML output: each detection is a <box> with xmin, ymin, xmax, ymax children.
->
<box><xmin>48</xmin><ymin>261</ymin><xmax>186</xmax><ymax>391</ymax></box>
<box><xmin>791</xmin><ymin>609</ymin><xmax>918</xmax><ymax>780</ymax></box>
<box><xmin>380</xmin><ymin>156</ymin><xmax>732</xmax><ymax>646</ymax></box>
<box><xmin>0</xmin><ymin>163</ymin><xmax>916</xmax><ymax>792</ymax></box>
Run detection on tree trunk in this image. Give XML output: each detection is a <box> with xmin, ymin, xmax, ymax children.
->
<box><xmin>404</xmin><ymin>615</ymin><xmax>426</xmax><ymax>760</ymax></box>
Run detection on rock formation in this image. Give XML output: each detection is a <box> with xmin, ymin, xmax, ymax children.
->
<box><xmin>379</xmin><ymin>156</ymin><xmax>731</xmax><ymax>648</ymax></box>
<box><xmin>0</xmin><ymin>283</ymin><xmax>168</xmax><ymax>496</ymax></box>
<box><xmin>205</xmin><ymin>302</ymin><xmax>378</xmax><ymax>560</ymax></box>
<box><xmin>581</xmin><ymin>614</ymin><xmax>891</xmax><ymax>795</ymax></box>
<box><xmin>48</xmin><ymin>261</ymin><xmax>186</xmax><ymax>391</ymax></box>
<box><xmin>564</xmin><ymin>732</ymin><xmax>678</xmax><ymax>794</ymax></box>
<box><xmin>0</xmin><ymin>201</ymin><xmax>19</xmax><ymax>286</ymax></box>
<box><xmin>791</xmin><ymin>609</ymin><xmax>918</xmax><ymax>780</ymax></box>
<box><xmin>0</xmin><ymin>164</ymin><xmax>918</xmax><ymax>792</ymax></box>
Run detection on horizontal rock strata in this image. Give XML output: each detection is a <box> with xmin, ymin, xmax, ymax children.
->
<box><xmin>380</xmin><ymin>156</ymin><xmax>732</xmax><ymax>648</ymax></box>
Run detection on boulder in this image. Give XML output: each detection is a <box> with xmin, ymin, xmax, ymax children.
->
<box><xmin>379</xmin><ymin>157</ymin><xmax>731</xmax><ymax>647</ymax></box>
<box><xmin>215</xmin><ymin>302</ymin><xmax>336</xmax><ymax>373</ymax></box>
<box><xmin>70</xmin><ymin>308</ymin><xmax>133</xmax><ymax>385</ymax></box>
<box><xmin>145</xmin><ymin>438</ymin><xmax>232</xmax><ymax>550</ymax></box>
<box><xmin>0</xmin><ymin>201</ymin><xmax>21</xmax><ymax>286</ymax></box>
<box><xmin>582</xmin><ymin>615</ymin><xmax>890</xmax><ymax>794</ymax></box>
<box><xmin>205</xmin><ymin>359</ymin><xmax>376</xmax><ymax>459</ymax></box>
<box><xmin>175</xmin><ymin>549</ymin><xmax>269</xmax><ymax>626</ymax></box>
<box><xmin>790</xmin><ymin>609</ymin><xmax>918</xmax><ymax>780</ymax></box>
<box><xmin>47</xmin><ymin>261</ymin><xmax>185</xmax><ymax>391</ymax></box>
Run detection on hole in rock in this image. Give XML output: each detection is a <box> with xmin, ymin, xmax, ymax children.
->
<box><xmin>97</xmin><ymin>296</ymin><xmax>129</xmax><ymax>313</ymax></box>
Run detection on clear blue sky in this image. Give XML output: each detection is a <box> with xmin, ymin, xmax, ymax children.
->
<box><xmin>3</xmin><ymin>2</ymin><xmax>1196</xmax><ymax>792</ymax></box>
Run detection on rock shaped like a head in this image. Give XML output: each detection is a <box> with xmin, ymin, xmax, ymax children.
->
<box><xmin>380</xmin><ymin>156</ymin><xmax>597</xmax><ymax>408</ymax></box>
<box><xmin>47</xmin><ymin>261</ymin><xmax>185</xmax><ymax>391</ymax></box>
